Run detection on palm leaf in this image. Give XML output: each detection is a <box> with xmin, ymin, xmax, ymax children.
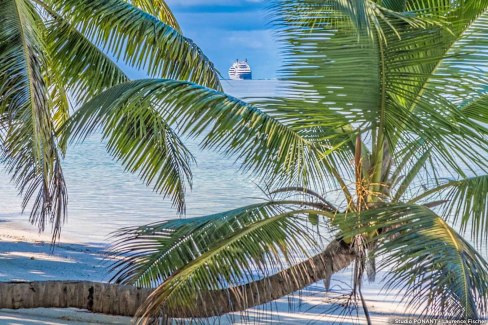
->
<box><xmin>126</xmin><ymin>0</ymin><xmax>181</xmax><ymax>32</ymax></box>
<box><xmin>44</xmin><ymin>15</ymin><xmax>129</xmax><ymax>105</ymax></box>
<box><xmin>272</xmin><ymin>0</ymin><xmax>381</xmax><ymax>128</ymax></box>
<box><xmin>391</xmin><ymin>147</ymin><xmax>432</xmax><ymax>202</ymax></box>
<box><xmin>271</xmin><ymin>0</ymin><xmax>488</xmax><ymax>186</ymax></box>
<box><xmin>45</xmin><ymin>0</ymin><xmax>221</xmax><ymax>90</ymax></box>
<box><xmin>109</xmin><ymin>202</ymin><xmax>308</xmax><ymax>287</ymax></box>
<box><xmin>119</xmin><ymin>204</ymin><xmax>332</xmax><ymax>320</ymax></box>
<box><xmin>403</xmin><ymin>0</ymin><xmax>488</xmax><ymax>112</ymax></box>
<box><xmin>0</xmin><ymin>0</ymin><xmax>68</xmax><ymax>240</ymax></box>
<box><xmin>337</xmin><ymin>204</ymin><xmax>488</xmax><ymax>320</ymax></box>
<box><xmin>409</xmin><ymin>175</ymin><xmax>488</xmax><ymax>245</ymax></box>
<box><xmin>65</xmin><ymin>89</ymin><xmax>194</xmax><ymax>213</ymax></box>
<box><xmin>390</xmin><ymin>1</ymin><xmax>488</xmax><ymax>175</ymax></box>
<box><xmin>65</xmin><ymin>79</ymin><xmax>347</xmax><ymax>204</ymax></box>
<box><xmin>461</xmin><ymin>93</ymin><xmax>488</xmax><ymax>125</ymax></box>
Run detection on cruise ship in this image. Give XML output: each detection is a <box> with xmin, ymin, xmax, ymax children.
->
<box><xmin>228</xmin><ymin>59</ymin><xmax>252</xmax><ymax>80</ymax></box>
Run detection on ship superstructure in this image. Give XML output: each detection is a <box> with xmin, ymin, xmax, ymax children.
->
<box><xmin>228</xmin><ymin>59</ymin><xmax>252</xmax><ymax>80</ymax></box>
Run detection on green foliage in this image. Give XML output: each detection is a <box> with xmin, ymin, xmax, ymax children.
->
<box><xmin>0</xmin><ymin>0</ymin><xmax>220</xmax><ymax>240</ymax></box>
<box><xmin>0</xmin><ymin>0</ymin><xmax>67</xmax><ymax>238</ymax></box>
<box><xmin>102</xmin><ymin>0</ymin><xmax>488</xmax><ymax>322</ymax></box>
<box><xmin>127</xmin><ymin>0</ymin><xmax>181</xmax><ymax>32</ymax></box>
<box><xmin>45</xmin><ymin>17</ymin><xmax>129</xmax><ymax>105</ymax></box>
<box><xmin>47</xmin><ymin>0</ymin><xmax>220</xmax><ymax>90</ymax></box>
<box><xmin>66</xmin><ymin>79</ymin><xmax>343</xmax><ymax>198</ymax></box>
<box><xmin>337</xmin><ymin>204</ymin><xmax>488</xmax><ymax>320</ymax></box>
<box><xmin>409</xmin><ymin>175</ymin><xmax>488</xmax><ymax>245</ymax></box>
<box><xmin>110</xmin><ymin>200</ymin><xmax>334</xmax><ymax>318</ymax></box>
<box><xmin>2</xmin><ymin>0</ymin><xmax>488</xmax><ymax>322</ymax></box>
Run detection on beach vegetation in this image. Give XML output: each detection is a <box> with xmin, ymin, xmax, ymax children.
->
<box><xmin>0</xmin><ymin>0</ymin><xmax>220</xmax><ymax>240</ymax></box>
<box><xmin>85</xmin><ymin>0</ymin><xmax>488</xmax><ymax>323</ymax></box>
<box><xmin>1</xmin><ymin>0</ymin><xmax>488</xmax><ymax>324</ymax></box>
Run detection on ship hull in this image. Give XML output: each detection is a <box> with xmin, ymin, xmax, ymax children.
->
<box><xmin>229</xmin><ymin>72</ymin><xmax>252</xmax><ymax>80</ymax></box>
<box><xmin>228</xmin><ymin>59</ymin><xmax>253</xmax><ymax>80</ymax></box>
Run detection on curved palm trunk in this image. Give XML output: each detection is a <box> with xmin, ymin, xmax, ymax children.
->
<box><xmin>0</xmin><ymin>240</ymin><xmax>354</xmax><ymax>318</ymax></box>
<box><xmin>163</xmin><ymin>239</ymin><xmax>355</xmax><ymax>318</ymax></box>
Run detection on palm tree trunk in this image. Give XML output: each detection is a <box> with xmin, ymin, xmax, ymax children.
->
<box><xmin>0</xmin><ymin>281</ymin><xmax>152</xmax><ymax>316</ymax></box>
<box><xmin>162</xmin><ymin>239</ymin><xmax>355</xmax><ymax>318</ymax></box>
<box><xmin>0</xmin><ymin>240</ymin><xmax>355</xmax><ymax>318</ymax></box>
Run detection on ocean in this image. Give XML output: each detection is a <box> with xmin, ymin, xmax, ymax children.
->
<box><xmin>0</xmin><ymin>80</ymin><xmax>277</xmax><ymax>243</ymax></box>
<box><xmin>0</xmin><ymin>80</ymin><xmax>486</xmax><ymax>260</ymax></box>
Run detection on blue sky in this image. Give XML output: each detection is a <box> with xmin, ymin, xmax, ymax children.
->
<box><xmin>166</xmin><ymin>0</ymin><xmax>280</xmax><ymax>79</ymax></box>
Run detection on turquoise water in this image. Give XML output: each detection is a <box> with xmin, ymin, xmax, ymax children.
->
<box><xmin>0</xmin><ymin>80</ymin><xmax>279</xmax><ymax>243</ymax></box>
<box><xmin>0</xmin><ymin>80</ymin><xmax>486</xmax><ymax>259</ymax></box>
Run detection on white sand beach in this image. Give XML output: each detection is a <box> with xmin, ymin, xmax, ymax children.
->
<box><xmin>0</xmin><ymin>219</ymin><xmax>413</xmax><ymax>325</ymax></box>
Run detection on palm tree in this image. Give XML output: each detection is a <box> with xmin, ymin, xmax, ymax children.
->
<box><xmin>0</xmin><ymin>0</ymin><xmax>220</xmax><ymax>240</ymax></box>
<box><xmin>73</xmin><ymin>0</ymin><xmax>487</xmax><ymax>323</ymax></box>
<box><xmin>2</xmin><ymin>0</ymin><xmax>488</xmax><ymax>324</ymax></box>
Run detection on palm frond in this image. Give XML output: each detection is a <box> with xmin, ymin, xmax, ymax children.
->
<box><xmin>46</xmin><ymin>72</ymin><xmax>70</xmax><ymax>131</ymax></box>
<box><xmin>267</xmin><ymin>0</ymin><xmax>488</xmax><ymax>186</ymax></box>
<box><xmin>43</xmin><ymin>15</ymin><xmax>129</xmax><ymax>105</ymax></box>
<box><xmin>461</xmin><ymin>93</ymin><xmax>488</xmax><ymax>125</ymax></box>
<box><xmin>405</xmin><ymin>0</ymin><xmax>452</xmax><ymax>16</ymax></box>
<box><xmin>409</xmin><ymin>175</ymin><xmax>488</xmax><ymax>245</ymax></box>
<box><xmin>392</xmin><ymin>148</ymin><xmax>431</xmax><ymax>202</ymax></box>
<box><xmin>337</xmin><ymin>204</ymin><xmax>488</xmax><ymax>320</ymax></box>
<box><xmin>270</xmin><ymin>186</ymin><xmax>338</xmax><ymax>211</ymax></box>
<box><xmin>110</xmin><ymin>202</ymin><xmax>333</xmax><ymax>320</ymax></box>
<box><xmin>442</xmin><ymin>175</ymin><xmax>488</xmax><ymax>245</ymax></box>
<box><xmin>257</xmin><ymin>1</ymin><xmax>386</xmax><ymax>185</ymax></box>
<box><xmin>271</xmin><ymin>0</ymin><xmax>381</xmax><ymax>128</ymax></box>
<box><xmin>381</xmin><ymin>11</ymin><xmax>488</xmax><ymax>176</ymax></box>
<box><xmin>394</xmin><ymin>1</ymin><xmax>488</xmax><ymax>169</ymax></box>
<box><xmin>125</xmin><ymin>0</ymin><xmax>181</xmax><ymax>32</ymax></box>
<box><xmin>382</xmin><ymin>0</ymin><xmax>406</xmax><ymax>12</ymax></box>
<box><xmin>65</xmin><ymin>79</ymin><xmax>348</xmax><ymax>203</ymax></box>
<box><xmin>408</xmin><ymin>6</ymin><xmax>488</xmax><ymax>114</ymax></box>
<box><xmin>45</xmin><ymin>0</ymin><xmax>221</xmax><ymax>90</ymax></box>
<box><xmin>109</xmin><ymin>202</ymin><xmax>310</xmax><ymax>287</ymax></box>
<box><xmin>0</xmin><ymin>0</ymin><xmax>68</xmax><ymax>240</ymax></box>
<box><xmin>65</xmin><ymin>90</ymin><xmax>194</xmax><ymax>213</ymax></box>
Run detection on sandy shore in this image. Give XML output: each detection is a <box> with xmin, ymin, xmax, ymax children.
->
<box><xmin>0</xmin><ymin>220</ymin><xmax>410</xmax><ymax>324</ymax></box>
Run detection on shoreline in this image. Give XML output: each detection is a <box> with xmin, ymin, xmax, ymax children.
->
<box><xmin>0</xmin><ymin>221</ymin><xmax>131</xmax><ymax>324</ymax></box>
<box><xmin>0</xmin><ymin>220</ymin><xmax>410</xmax><ymax>324</ymax></box>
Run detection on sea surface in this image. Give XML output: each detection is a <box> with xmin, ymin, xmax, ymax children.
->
<box><xmin>0</xmin><ymin>80</ymin><xmax>278</xmax><ymax>243</ymax></box>
<box><xmin>0</xmin><ymin>80</ymin><xmax>486</xmax><ymax>259</ymax></box>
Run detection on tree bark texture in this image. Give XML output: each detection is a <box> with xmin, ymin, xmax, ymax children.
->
<box><xmin>163</xmin><ymin>239</ymin><xmax>356</xmax><ymax>318</ymax></box>
<box><xmin>0</xmin><ymin>240</ymin><xmax>355</xmax><ymax>318</ymax></box>
<box><xmin>0</xmin><ymin>281</ymin><xmax>152</xmax><ymax>317</ymax></box>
